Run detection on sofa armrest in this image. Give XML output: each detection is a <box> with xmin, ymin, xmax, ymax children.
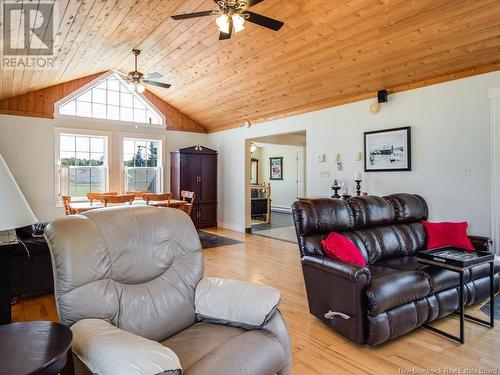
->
<box><xmin>195</xmin><ymin>277</ymin><xmax>281</xmax><ymax>330</ymax></box>
<box><xmin>300</xmin><ymin>255</ymin><xmax>370</xmax><ymax>344</ymax></box>
<box><xmin>71</xmin><ymin>319</ymin><xmax>182</xmax><ymax>375</ymax></box>
<box><xmin>301</xmin><ymin>255</ymin><xmax>371</xmax><ymax>283</ymax></box>
<box><xmin>469</xmin><ymin>235</ymin><xmax>493</xmax><ymax>252</ymax></box>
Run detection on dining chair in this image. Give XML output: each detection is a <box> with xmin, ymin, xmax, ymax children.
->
<box><xmin>102</xmin><ymin>194</ymin><xmax>135</xmax><ymax>207</ymax></box>
<box><xmin>180</xmin><ymin>190</ymin><xmax>195</xmax><ymax>216</ymax></box>
<box><xmin>143</xmin><ymin>193</ymin><xmax>173</xmax><ymax>207</ymax></box>
<box><xmin>126</xmin><ymin>191</ymin><xmax>149</xmax><ymax>199</ymax></box>
<box><xmin>87</xmin><ymin>192</ymin><xmax>118</xmax><ymax>205</ymax></box>
<box><xmin>62</xmin><ymin>196</ymin><xmax>77</xmax><ymax>215</ymax></box>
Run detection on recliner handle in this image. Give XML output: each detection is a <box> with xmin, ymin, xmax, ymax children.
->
<box><xmin>324</xmin><ymin>311</ymin><xmax>350</xmax><ymax>320</ymax></box>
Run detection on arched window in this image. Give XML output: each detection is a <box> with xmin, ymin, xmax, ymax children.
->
<box><xmin>56</xmin><ymin>72</ymin><xmax>164</xmax><ymax>125</ymax></box>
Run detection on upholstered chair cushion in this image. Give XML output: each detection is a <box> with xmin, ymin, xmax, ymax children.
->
<box><xmin>71</xmin><ymin>319</ymin><xmax>182</xmax><ymax>375</ymax></box>
<box><xmin>45</xmin><ymin>206</ymin><xmax>203</xmax><ymax>341</ymax></box>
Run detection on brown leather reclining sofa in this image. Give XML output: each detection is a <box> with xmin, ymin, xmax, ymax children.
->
<box><xmin>291</xmin><ymin>193</ymin><xmax>500</xmax><ymax>345</ymax></box>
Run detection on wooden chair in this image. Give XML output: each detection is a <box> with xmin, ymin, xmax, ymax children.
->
<box><xmin>126</xmin><ymin>191</ymin><xmax>148</xmax><ymax>200</ymax></box>
<box><xmin>180</xmin><ymin>191</ymin><xmax>195</xmax><ymax>216</ymax></box>
<box><xmin>87</xmin><ymin>192</ymin><xmax>117</xmax><ymax>205</ymax></box>
<box><xmin>102</xmin><ymin>194</ymin><xmax>135</xmax><ymax>207</ymax></box>
<box><xmin>143</xmin><ymin>193</ymin><xmax>173</xmax><ymax>207</ymax></box>
<box><xmin>62</xmin><ymin>196</ymin><xmax>77</xmax><ymax>215</ymax></box>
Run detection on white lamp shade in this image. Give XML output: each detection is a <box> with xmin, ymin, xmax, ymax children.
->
<box><xmin>0</xmin><ymin>154</ymin><xmax>37</xmax><ymax>231</ymax></box>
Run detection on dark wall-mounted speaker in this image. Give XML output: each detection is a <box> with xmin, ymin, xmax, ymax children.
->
<box><xmin>377</xmin><ymin>89</ymin><xmax>388</xmax><ymax>103</ymax></box>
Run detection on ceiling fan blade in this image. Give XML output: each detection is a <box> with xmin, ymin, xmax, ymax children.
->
<box><xmin>143</xmin><ymin>80</ymin><xmax>171</xmax><ymax>89</ymax></box>
<box><xmin>247</xmin><ymin>0</ymin><xmax>265</xmax><ymax>7</ymax></box>
<box><xmin>219</xmin><ymin>16</ymin><xmax>233</xmax><ymax>40</ymax></box>
<box><xmin>245</xmin><ymin>11</ymin><xmax>284</xmax><ymax>31</ymax></box>
<box><xmin>112</xmin><ymin>70</ymin><xmax>131</xmax><ymax>80</ymax></box>
<box><xmin>145</xmin><ymin>72</ymin><xmax>163</xmax><ymax>80</ymax></box>
<box><xmin>171</xmin><ymin>10</ymin><xmax>214</xmax><ymax>20</ymax></box>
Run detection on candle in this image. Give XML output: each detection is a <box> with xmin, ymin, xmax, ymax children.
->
<box><xmin>355</xmin><ymin>172</ymin><xmax>363</xmax><ymax>181</ymax></box>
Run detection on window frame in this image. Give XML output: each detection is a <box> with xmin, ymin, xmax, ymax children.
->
<box><xmin>54</xmin><ymin>127</ymin><xmax>112</xmax><ymax>206</ymax></box>
<box><xmin>53</xmin><ymin>71</ymin><xmax>166</xmax><ymax>129</ymax></box>
<box><xmin>118</xmin><ymin>133</ymin><xmax>165</xmax><ymax>194</ymax></box>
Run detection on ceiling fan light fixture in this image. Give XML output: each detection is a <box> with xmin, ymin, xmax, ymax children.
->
<box><xmin>136</xmin><ymin>83</ymin><xmax>145</xmax><ymax>93</ymax></box>
<box><xmin>233</xmin><ymin>14</ymin><xmax>245</xmax><ymax>33</ymax></box>
<box><xmin>216</xmin><ymin>14</ymin><xmax>230</xmax><ymax>33</ymax></box>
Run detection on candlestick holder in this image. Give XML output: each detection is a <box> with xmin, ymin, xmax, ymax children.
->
<box><xmin>355</xmin><ymin>180</ymin><xmax>362</xmax><ymax>197</ymax></box>
<box><xmin>331</xmin><ymin>186</ymin><xmax>341</xmax><ymax>199</ymax></box>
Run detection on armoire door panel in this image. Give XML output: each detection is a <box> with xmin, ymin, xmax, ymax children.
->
<box><xmin>199</xmin><ymin>156</ymin><xmax>217</xmax><ymax>203</ymax></box>
<box><xmin>180</xmin><ymin>154</ymin><xmax>199</xmax><ymax>195</ymax></box>
<box><xmin>198</xmin><ymin>203</ymin><xmax>217</xmax><ymax>226</ymax></box>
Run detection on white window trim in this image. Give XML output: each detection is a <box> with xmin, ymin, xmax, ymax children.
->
<box><xmin>53</xmin><ymin>70</ymin><xmax>166</xmax><ymax>129</ymax></box>
<box><xmin>54</xmin><ymin>127</ymin><xmax>113</xmax><ymax>206</ymax></box>
<box><xmin>118</xmin><ymin>132</ymin><xmax>165</xmax><ymax>194</ymax></box>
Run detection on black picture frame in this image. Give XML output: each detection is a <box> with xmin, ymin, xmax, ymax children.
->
<box><xmin>364</xmin><ymin>126</ymin><xmax>412</xmax><ymax>172</ymax></box>
<box><xmin>270</xmin><ymin>157</ymin><xmax>283</xmax><ymax>180</ymax></box>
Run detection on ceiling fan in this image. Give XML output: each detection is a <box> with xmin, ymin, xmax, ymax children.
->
<box><xmin>118</xmin><ymin>49</ymin><xmax>171</xmax><ymax>93</ymax></box>
<box><xmin>171</xmin><ymin>0</ymin><xmax>284</xmax><ymax>40</ymax></box>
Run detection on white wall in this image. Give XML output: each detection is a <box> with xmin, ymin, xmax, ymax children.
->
<box><xmin>490</xmin><ymin>87</ymin><xmax>500</xmax><ymax>253</ymax></box>
<box><xmin>255</xmin><ymin>143</ymin><xmax>304</xmax><ymax>211</ymax></box>
<box><xmin>209</xmin><ymin>71</ymin><xmax>500</xmax><ymax>234</ymax></box>
<box><xmin>0</xmin><ymin>114</ymin><xmax>207</xmax><ymax>221</ymax></box>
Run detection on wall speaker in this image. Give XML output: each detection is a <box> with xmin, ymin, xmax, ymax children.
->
<box><xmin>377</xmin><ymin>89</ymin><xmax>388</xmax><ymax>103</ymax></box>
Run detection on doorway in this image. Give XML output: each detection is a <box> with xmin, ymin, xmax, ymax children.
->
<box><xmin>246</xmin><ymin>131</ymin><xmax>306</xmax><ymax>243</ymax></box>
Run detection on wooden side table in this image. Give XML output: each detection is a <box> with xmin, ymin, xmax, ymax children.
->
<box><xmin>0</xmin><ymin>321</ymin><xmax>72</xmax><ymax>375</ymax></box>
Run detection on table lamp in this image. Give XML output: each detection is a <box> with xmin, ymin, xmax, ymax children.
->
<box><xmin>0</xmin><ymin>154</ymin><xmax>37</xmax><ymax>246</ymax></box>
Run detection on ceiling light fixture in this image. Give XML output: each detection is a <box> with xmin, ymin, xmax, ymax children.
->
<box><xmin>232</xmin><ymin>14</ymin><xmax>245</xmax><ymax>33</ymax></box>
<box><xmin>216</xmin><ymin>14</ymin><xmax>230</xmax><ymax>34</ymax></box>
<box><xmin>127</xmin><ymin>82</ymin><xmax>145</xmax><ymax>94</ymax></box>
<box><xmin>250</xmin><ymin>143</ymin><xmax>258</xmax><ymax>153</ymax></box>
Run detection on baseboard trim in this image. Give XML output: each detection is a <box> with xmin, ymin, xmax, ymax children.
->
<box><xmin>219</xmin><ymin>222</ymin><xmax>246</xmax><ymax>233</ymax></box>
<box><xmin>271</xmin><ymin>206</ymin><xmax>292</xmax><ymax>214</ymax></box>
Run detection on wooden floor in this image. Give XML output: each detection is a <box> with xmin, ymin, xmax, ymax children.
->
<box><xmin>13</xmin><ymin>227</ymin><xmax>500</xmax><ymax>374</ymax></box>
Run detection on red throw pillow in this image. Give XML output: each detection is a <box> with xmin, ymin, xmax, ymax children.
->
<box><xmin>422</xmin><ymin>221</ymin><xmax>475</xmax><ymax>251</ymax></box>
<box><xmin>322</xmin><ymin>232</ymin><xmax>366</xmax><ymax>267</ymax></box>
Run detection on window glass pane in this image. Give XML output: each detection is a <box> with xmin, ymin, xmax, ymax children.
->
<box><xmin>107</xmin><ymin>105</ymin><xmax>119</xmax><ymax>120</ymax></box>
<box><xmin>90</xmin><ymin>153</ymin><xmax>104</xmax><ymax>166</ymax></box>
<box><xmin>95</xmin><ymin>81</ymin><xmax>106</xmax><ymax>90</ymax></box>
<box><xmin>76</xmin><ymin>101</ymin><xmax>91</xmax><ymax>117</ymax></box>
<box><xmin>107</xmin><ymin>78</ymin><xmax>120</xmax><ymax>92</ymax></box>
<box><xmin>133</xmin><ymin>97</ymin><xmax>146</xmax><ymax>110</ymax></box>
<box><xmin>59</xmin><ymin>101</ymin><xmax>76</xmax><ymax>116</ymax></box>
<box><xmin>91</xmin><ymin>137</ymin><xmax>104</xmax><ymax>153</ymax></box>
<box><xmin>121</xmin><ymin>92</ymin><xmax>133</xmax><ymax>108</ymax></box>
<box><xmin>78</xmin><ymin>90</ymin><xmax>91</xmax><ymax>102</ymax></box>
<box><xmin>147</xmin><ymin>142</ymin><xmax>159</xmax><ymax>167</ymax></box>
<box><xmin>75</xmin><ymin>152</ymin><xmax>90</xmax><ymax>166</ymax></box>
<box><xmin>60</xmin><ymin>151</ymin><xmax>75</xmax><ymax>166</ymax></box>
<box><xmin>120</xmin><ymin>107</ymin><xmax>133</xmax><ymax>122</ymax></box>
<box><xmin>134</xmin><ymin>108</ymin><xmax>146</xmax><ymax>123</ymax></box>
<box><xmin>76</xmin><ymin>136</ymin><xmax>90</xmax><ymax>152</ymax></box>
<box><xmin>93</xmin><ymin>103</ymin><xmax>106</xmax><ymax>119</ymax></box>
<box><xmin>60</xmin><ymin>135</ymin><xmax>75</xmax><ymax>151</ymax></box>
<box><xmin>123</xmin><ymin>139</ymin><xmax>134</xmax><ymax>155</ymax></box>
<box><xmin>107</xmin><ymin>90</ymin><xmax>119</xmax><ymax>106</ymax></box>
<box><xmin>92</xmin><ymin>88</ymin><xmax>106</xmax><ymax>104</ymax></box>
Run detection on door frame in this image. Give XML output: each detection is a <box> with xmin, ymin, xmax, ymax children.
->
<box><xmin>489</xmin><ymin>87</ymin><xmax>500</xmax><ymax>254</ymax></box>
<box><xmin>296</xmin><ymin>148</ymin><xmax>305</xmax><ymax>198</ymax></box>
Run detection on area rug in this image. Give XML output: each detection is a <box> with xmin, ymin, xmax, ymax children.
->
<box><xmin>197</xmin><ymin>231</ymin><xmax>242</xmax><ymax>249</ymax></box>
<box><xmin>480</xmin><ymin>295</ymin><xmax>500</xmax><ymax>321</ymax></box>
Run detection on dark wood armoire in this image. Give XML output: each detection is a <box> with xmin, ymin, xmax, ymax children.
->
<box><xmin>170</xmin><ymin>146</ymin><xmax>217</xmax><ymax>228</ymax></box>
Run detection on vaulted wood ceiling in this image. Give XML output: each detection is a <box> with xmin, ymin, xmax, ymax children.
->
<box><xmin>1</xmin><ymin>0</ymin><xmax>500</xmax><ymax>132</ymax></box>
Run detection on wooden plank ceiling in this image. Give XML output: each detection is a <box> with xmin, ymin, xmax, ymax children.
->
<box><xmin>1</xmin><ymin>0</ymin><xmax>500</xmax><ymax>132</ymax></box>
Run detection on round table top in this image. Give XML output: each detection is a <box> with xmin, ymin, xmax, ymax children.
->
<box><xmin>0</xmin><ymin>321</ymin><xmax>72</xmax><ymax>375</ymax></box>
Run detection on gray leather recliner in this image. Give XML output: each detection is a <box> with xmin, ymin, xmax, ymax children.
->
<box><xmin>45</xmin><ymin>206</ymin><xmax>291</xmax><ymax>375</ymax></box>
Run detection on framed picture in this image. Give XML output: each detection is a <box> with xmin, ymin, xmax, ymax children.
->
<box><xmin>270</xmin><ymin>157</ymin><xmax>283</xmax><ymax>180</ymax></box>
<box><xmin>364</xmin><ymin>126</ymin><xmax>412</xmax><ymax>172</ymax></box>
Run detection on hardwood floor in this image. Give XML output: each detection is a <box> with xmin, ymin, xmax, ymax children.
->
<box><xmin>13</xmin><ymin>227</ymin><xmax>500</xmax><ymax>374</ymax></box>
